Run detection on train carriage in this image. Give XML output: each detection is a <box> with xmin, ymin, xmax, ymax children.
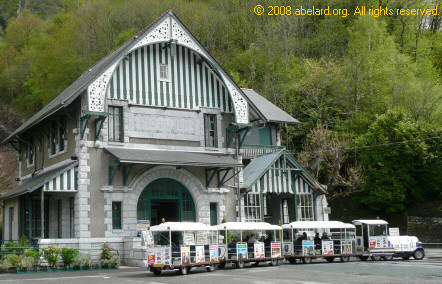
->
<box><xmin>216</xmin><ymin>222</ymin><xmax>283</xmax><ymax>268</ymax></box>
<box><xmin>282</xmin><ymin>221</ymin><xmax>356</xmax><ymax>264</ymax></box>
<box><xmin>142</xmin><ymin>222</ymin><xmax>219</xmax><ymax>275</ymax></box>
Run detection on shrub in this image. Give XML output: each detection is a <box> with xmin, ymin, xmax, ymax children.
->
<box><xmin>19</xmin><ymin>256</ymin><xmax>36</xmax><ymax>270</ymax></box>
<box><xmin>0</xmin><ymin>259</ymin><xmax>12</xmax><ymax>270</ymax></box>
<box><xmin>25</xmin><ymin>249</ymin><xmax>40</xmax><ymax>260</ymax></box>
<box><xmin>41</xmin><ymin>245</ymin><xmax>61</xmax><ymax>268</ymax></box>
<box><xmin>5</xmin><ymin>254</ymin><xmax>23</xmax><ymax>267</ymax></box>
<box><xmin>109</xmin><ymin>254</ymin><xmax>121</xmax><ymax>268</ymax></box>
<box><xmin>19</xmin><ymin>235</ymin><xmax>30</xmax><ymax>247</ymax></box>
<box><xmin>72</xmin><ymin>253</ymin><xmax>91</xmax><ymax>269</ymax></box>
<box><xmin>100</xmin><ymin>258</ymin><xmax>110</xmax><ymax>268</ymax></box>
<box><xmin>100</xmin><ymin>242</ymin><xmax>114</xmax><ymax>260</ymax></box>
<box><xmin>61</xmin><ymin>248</ymin><xmax>78</xmax><ymax>267</ymax></box>
<box><xmin>4</xmin><ymin>241</ymin><xmax>19</xmax><ymax>253</ymax></box>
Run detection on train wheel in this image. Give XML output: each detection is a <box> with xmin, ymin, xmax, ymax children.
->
<box><xmin>206</xmin><ymin>264</ymin><xmax>216</xmax><ymax>272</ymax></box>
<box><xmin>269</xmin><ymin>259</ymin><xmax>278</xmax><ymax>266</ymax></box>
<box><xmin>413</xmin><ymin>249</ymin><xmax>425</xmax><ymax>260</ymax></box>
<box><xmin>153</xmin><ymin>268</ymin><xmax>161</xmax><ymax>276</ymax></box>
<box><xmin>371</xmin><ymin>255</ymin><xmax>382</xmax><ymax>261</ymax></box>
<box><xmin>325</xmin><ymin>257</ymin><xmax>335</xmax><ymax>263</ymax></box>
<box><xmin>288</xmin><ymin>258</ymin><xmax>297</xmax><ymax>264</ymax></box>
<box><xmin>236</xmin><ymin>261</ymin><xmax>245</xmax><ymax>268</ymax></box>
<box><xmin>179</xmin><ymin>266</ymin><xmax>188</xmax><ymax>275</ymax></box>
<box><xmin>340</xmin><ymin>256</ymin><xmax>350</xmax><ymax>262</ymax></box>
<box><xmin>383</xmin><ymin>255</ymin><xmax>393</xmax><ymax>261</ymax></box>
<box><xmin>302</xmin><ymin>257</ymin><xmax>312</xmax><ymax>264</ymax></box>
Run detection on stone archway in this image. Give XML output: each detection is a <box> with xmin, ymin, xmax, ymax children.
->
<box><xmin>131</xmin><ymin>166</ymin><xmax>205</xmax><ymax>218</ymax></box>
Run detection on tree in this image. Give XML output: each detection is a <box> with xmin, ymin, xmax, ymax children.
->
<box><xmin>357</xmin><ymin>110</ymin><xmax>442</xmax><ymax>212</ymax></box>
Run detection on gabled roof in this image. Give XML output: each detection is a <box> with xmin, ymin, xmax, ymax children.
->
<box><xmin>2</xmin><ymin>11</ymin><xmax>258</xmax><ymax>145</ymax></box>
<box><xmin>242</xmin><ymin>149</ymin><xmax>284</xmax><ymax>188</ymax></box>
<box><xmin>242</xmin><ymin>89</ymin><xmax>299</xmax><ymax>125</ymax></box>
<box><xmin>243</xmin><ymin>148</ymin><xmax>325</xmax><ymax>193</ymax></box>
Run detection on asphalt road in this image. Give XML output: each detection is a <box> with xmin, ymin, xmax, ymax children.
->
<box><xmin>1</xmin><ymin>256</ymin><xmax>441</xmax><ymax>284</ymax></box>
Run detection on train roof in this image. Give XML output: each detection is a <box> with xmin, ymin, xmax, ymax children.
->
<box><xmin>282</xmin><ymin>221</ymin><xmax>355</xmax><ymax>229</ymax></box>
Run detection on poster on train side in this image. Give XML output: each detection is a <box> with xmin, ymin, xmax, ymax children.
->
<box><xmin>237</xmin><ymin>243</ymin><xmax>247</xmax><ymax>259</ymax></box>
<box><xmin>302</xmin><ymin>240</ymin><xmax>314</xmax><ymax>256</ymax></box>
<box><xmin>210</xmin><ymin>245</ymin><xmax>218</xmax><ymax>262</ymax></box>
<box><xmin>254</xmin><ymin>243</ymin><xmax>265</xmax><ymax>258</ymax></box>
<box><xmin>341</xmin><ymin>241</ymin><xmax>352</xmax><ymax>254</ymax></box>
<box><xmin>195</xmin><ymin>245</ymin><xmax>205</xmax><ymax>263</ymax></box>
<box><xmin>322</xmin><ymin>240</ymin><xmax>334</xmax><ymax>255</ymax></box>
<box><xmin>271</xmin><ymin>243</ymin><xmax>281</xmax><ymax>258</ymax></box>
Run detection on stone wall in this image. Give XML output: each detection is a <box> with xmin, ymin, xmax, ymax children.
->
<box><xmin>407</xmin><ymin>216</ymin><xmax>442</xmax><ymax>243</ymax></box>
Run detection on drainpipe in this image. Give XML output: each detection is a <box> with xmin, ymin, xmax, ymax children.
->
<box><xmin>236</xmin><ymin>130</ymin><xmax>242</xmax><ymax>222</ymax></box>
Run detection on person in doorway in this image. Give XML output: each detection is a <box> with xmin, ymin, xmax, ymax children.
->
<box><xmin>321</xmin><ymin>232</ymin><xmax>329</xmax><ymax>240</ymax></box>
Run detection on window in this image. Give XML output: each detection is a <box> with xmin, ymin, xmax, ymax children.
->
<box><xmin>282</xmin><ymin>199</ymin><xmax>290</xmax><ymax>224</ymax></box>
<box><xmin>204</xmin><ymin>114</ymin><xmax>217</xmax><ymax>147</ymax></box>
<box><xmin>108</xmin><ymin>107</ymin><xmax>123</xmax><ymax>142</ymax></box>
<box><xmin>50</xmin><ymin>121</ymin><xmax>57</xmax><ymax>155</ymax></box>
<box><xmin>58</xmin><ymin>200</ymin><xmax>62</xmax><ymax>238</ymax></box>
<box><xmin>69</xmin><ymin>197</ymin><xmax>74</xmax><ymax>238</ymax></box>
<box><xmin>243</xmin><ymin>193</ymin><xmax>261</xmax><ymax>222</ymax></box>
<box><xmin>210</xmin><ymin>203</ymin><xmax>218</xmax><ymax>226</ymax></box>
<box><xmin>112</xmin><ymin>202</ymin><xmax>122</xmax><ymax>230</ymax></box>
<box><xmin>28</xmin><ymin>136</ymin><xmax>34</xmax><ymax>165</ymax></box>
<box><xmin>297</xmin><ymin>194</ymin><xmax>314</xmax><ymax>221</ymax></box>
<box><xmin>49</xmin><ymin>116</ymin><xmax>66</xmax><ymax>156</ymax></box>
<box><xmin>59</xmin><ymin>116</ymin><xmax>66</xmax><ymax>152</ymax></box>
<box><xmin>159</xmin><ymin>64</ymin><xmax>168</xmax><ymax>80</ymax></box>
<box><xmin>9</xmin><ymin>207</ymin><xmax>13</xmax><ymax>240</ymax></box>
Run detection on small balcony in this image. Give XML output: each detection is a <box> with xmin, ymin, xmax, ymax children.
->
<box><xmin>239</xmin><ymin>145</ymin><xmax>286</xmax><ymax>159</ymax></box>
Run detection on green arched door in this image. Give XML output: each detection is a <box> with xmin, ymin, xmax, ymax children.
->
<box><xmin>137</xmin><ymin>178</ymin><xmax>195</xmax><ymax>225</ymax></box>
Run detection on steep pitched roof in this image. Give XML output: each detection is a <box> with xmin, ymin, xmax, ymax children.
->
<box><xmin>243</xmin><ymin>149</ymin><xmax>325</xmax><ymax>193</ymax></box>
<box><xmin>2</xmin><ymin>11</ymin><xmax>258</xmax><ymax>145</ymax></box>
<box><xmin>242</xmin><ymin>89</ymin><xmax>299</xmax><ymax>125</ymax></box>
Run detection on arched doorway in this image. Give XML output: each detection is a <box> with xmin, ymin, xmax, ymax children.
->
<box><xmin>137</xmin><ymin>178</ymin><xmax>195</xmax><ymax>225</ymax></box>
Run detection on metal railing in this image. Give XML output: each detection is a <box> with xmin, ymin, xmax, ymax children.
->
<box><xmin>239</xmin><ymin>145</ymin><xmax>285</xmax><ymax>159</ymax></box>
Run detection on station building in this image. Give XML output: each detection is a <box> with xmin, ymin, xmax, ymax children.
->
<box><xmin>0</xmin><ymin>11</ymin><xmax>328</xmax><ymax>265</ymax></box>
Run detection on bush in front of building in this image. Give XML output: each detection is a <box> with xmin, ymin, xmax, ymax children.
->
<box><xmin>61</xmin><ymin>248</ymin><xmax>79</xmax><ymax>268</ymax></box>
<box><xmin>72</xmin><ymin>253</ymin><xmax>91</xmax><ymax>269</ymax></box>
<box><xmin>41</xmin><ymin>245</ymin><xmax>61</xmax><ymax>268</ymax></box>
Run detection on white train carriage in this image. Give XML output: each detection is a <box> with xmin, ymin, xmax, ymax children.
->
<box><xmin>282</xmin><ymin>221</ymin><xmax>356</xmax><ymax>264</ymax></box>
<box><xmin>142</xmin><ymin>222</ymin><xmax>219</xmax><ymax>275</ymax></box>
<box><xmin>216</xmin><ymin>222</ymin><xmax>283</xmax><ymax>268</ymax></box>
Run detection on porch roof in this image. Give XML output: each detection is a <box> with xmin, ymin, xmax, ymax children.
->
<box><xmin>104</xmin><ymin>147</ymin><xmax>241</xmax><ymax>168</ymax></box>
<box><xmin>0</xmin><ymin>161</ymin><xmax>78</xmax><ymax>201</ymax></box>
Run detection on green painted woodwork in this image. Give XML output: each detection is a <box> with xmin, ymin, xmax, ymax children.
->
<box><xmin>137</xmin><ymin>178</ymin><xmax>195</xmax><ymax>224</ymax></box>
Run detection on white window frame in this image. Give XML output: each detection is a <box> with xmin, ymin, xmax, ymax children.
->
<box><xmin>297</xmin><ymin>194</ymin><xmax>314</xmax><ymax>221</ymax></box>
<box><xmin>243</xmin><ymin>193</ymin><xmax>261</xmax><ymax>222</ymax></box>
<box><xmin>159</xmin><ymin>64</ymin><xmax>170</xmax><ymax>81</ymax></box>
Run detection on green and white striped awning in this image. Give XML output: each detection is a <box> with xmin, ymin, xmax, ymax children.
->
<box><xmin>44</xmin><ymin>166</ymin><xmax>77</xmax><ymax>192</ymax></box>
<box><xmin>0</xmin><ymin>161</ymin><xmax>78</xmax><ymax>200</ymax></box>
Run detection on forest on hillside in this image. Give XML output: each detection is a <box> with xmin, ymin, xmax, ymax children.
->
<box><xmin>0</xmin><ymin>0</ymin><xmax>441</xmax><ymax>219</ymax></box>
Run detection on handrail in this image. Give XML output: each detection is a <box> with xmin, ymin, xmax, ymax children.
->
<box><xmin>239</xmin><ymin>145</ymin><xmax>285</xmax><ymax>159</ymax></box>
